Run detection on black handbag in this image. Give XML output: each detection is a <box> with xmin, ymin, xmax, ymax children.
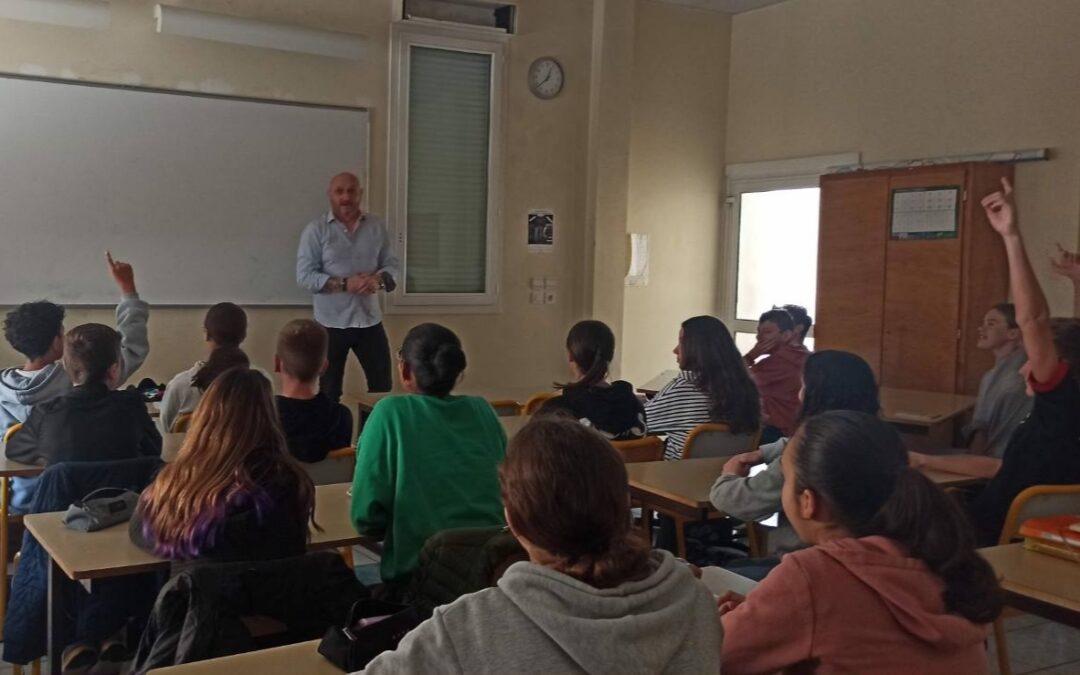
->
<box><xmin>317</xmin><ymin>598</ymin><xmax>422</xmax><ymax>671</ymax></box>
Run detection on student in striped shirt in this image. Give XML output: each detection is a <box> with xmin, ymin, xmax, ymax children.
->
<box><xmin>644</xmin><ymin>316</ymin><xmax>760</xmax><ymax>460</ymax></box>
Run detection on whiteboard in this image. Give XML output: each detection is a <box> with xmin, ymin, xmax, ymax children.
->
<box><xmin>0</xmin><ymin>75</ymin><xmax>369</xmax><ymax>305</ymax></box>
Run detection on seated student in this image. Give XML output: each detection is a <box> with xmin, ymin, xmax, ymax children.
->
<box><xmin>780</xmin><ymin>303</ymin><xmax>812</xmax><ymax>346</ymax></box>
<box><xmin>743</xmin><ymin>308</ymin><xmax>809</xmax><ymax>444</ymax></box>
<box><xmin>964</xmin><ymin>303</ymin><xmax>1030</xmax><ymax>458</ymax></box>
<box><xmin>132</xmin><ymin>367</ymin><xmax>315</xmax><ymax>562</ymax></box>
<box><xmin>537</xmin><ymin>320</ymin><xmax>645</xmax><ymax>440</ymax></box>
<box><xmin>644</xmin><ymin>315</ymin><xmax>759</xmax><ymax>460</ymax></box>
<box><xmin>360</xmin><ymin>417</ymin><xmax>722</xmax><ymax>674</ymax></box>
<box><xmin>158</xmin><ymin>302</ymin><xmax>253</xmax><ymax>433</ymax></box>
<box><xmin>0</xmin><ymin>252</ymin><xmax>148</xmax><ymax>432</ymax></box>
<box><xmin>6</xmin><ymin>323</ymin><xmax>162</xmax><ymax>508</ymax></box>
<box><xmin>721</xmin><ymin>411</ymin><xmax>1001</xmax><ymax>674</ymax></box>
<box><xmin>274</xmin><ymin>319</ymin><xmax>353</xmax><ymax>462</ymax></box>
<box><xmin>352</xmin><ymin>323</ymin><xmax>507</xmax><ymax>588</ymax></box>
<box><xmin>1050</xmin><ymin>243</ymin><xmax>1080</xmax><ymax>316</ymax></box>
<box><xmin>911</xmin><ymin>178</ymin><xmax>1080</xmax><ymax>546</ymax></box>
<box><xmin>711</xmin><ymin>350</ymin><xmax>879</xmax><ymax>559</ymax></box>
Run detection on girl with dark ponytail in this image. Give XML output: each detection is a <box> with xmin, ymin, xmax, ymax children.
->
<box><xmin>721</xmin><ymin>411</ymin><xmax>1001</xmax><ymax>674</ymax></box>
<box><xmin>537</xmin><ymin>320</ymin><xmax>646</xmax><ymax>440</ymax></box>
<box><xmin>351</xmin><ymin>323</ymin><xmax>507</xmax><ymax>588</ymax></box>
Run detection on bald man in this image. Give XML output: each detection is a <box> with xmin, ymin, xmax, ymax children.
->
<box><xmin>296</xmin><ymin>173</ymin><xmax>400</xmax><ymax>400</ymax></box>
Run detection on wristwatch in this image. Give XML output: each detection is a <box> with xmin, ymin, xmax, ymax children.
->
<box><xmin>335</xmin><ymin>277</ymin><xmax>347</xmax><ymax>292</ymax></box>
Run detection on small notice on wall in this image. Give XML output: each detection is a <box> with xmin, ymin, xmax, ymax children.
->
<box><xmin>528</xmin><ymin>210</ymin><xmax>554</xmax><ymax>253</ymax></box>
<box><xmin>890</xmin><ymin>187</ymin><xmax>960</xmax><ymax>240</ymax></box>
<box><xmin>625</xmin><ymin>233</ymin><xmax>649</xmax><ymax>287</ymax></box>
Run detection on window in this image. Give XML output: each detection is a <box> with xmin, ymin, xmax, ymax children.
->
<box><xmin>388</xmin><ymin>23</ymin><xmax>506</xmax><ymax>310</ymax></box>
<box><xmin>722</xmin><ymin>154</ymin><xmax>859</xmax><ymax>352</ymax></box>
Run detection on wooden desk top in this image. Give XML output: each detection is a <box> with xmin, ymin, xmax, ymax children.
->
<box><xmin>24</xmin><ymin>483</ymin><xmax>360</xmax><ymax>581</ymax></box>
<box><xmin>149</xmin><ymin>640</ymin><xmax>338</xmax><ymax>675</ymax></box>
<box><xmin>626</xmin><ymin>457</ymin><xmax>984</xmax><ymax>510</ymax></box>
<box><xmin>879</xmin><ymin>387</ymin><xmax>976</xmax><ymax>427</ymax></box>
<box><xmin>353</xmin><ymin>386</ymin><xmax>554</xmax><ymax>412</ymax></box>
<box><xmin>980</xmin><ymin>544</ymin><xmax>1080</xmax><ymax>616</ymax></box>
<box><xmin>637</xmin><ymin>370</ymin><xmax>680</xmax><ymax>397</ymax></box>
<box><xmin>0</xmin><ymin>452</ymin><xmax>45</xmax><ymax>478</ymax></box>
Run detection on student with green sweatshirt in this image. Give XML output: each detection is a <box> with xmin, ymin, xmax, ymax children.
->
<box><xmin>351</xmin><ymin>323</ymin><xmax>506</xmax><ymax>588</ymax></box>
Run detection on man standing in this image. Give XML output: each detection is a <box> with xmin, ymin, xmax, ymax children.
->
<box><xmin>297</xmin><ymin>172</ymin><xmax>400</xmax><ymax>401</ymax></box>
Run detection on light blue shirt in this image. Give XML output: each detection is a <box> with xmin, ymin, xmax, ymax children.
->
<box><xmin>296</xmin><ymin>211</ymin><xmax>401</xmax><ymax>329</ymax></box>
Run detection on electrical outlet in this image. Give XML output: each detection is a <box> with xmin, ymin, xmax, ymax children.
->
<box><xmin>544</xmin><ymin>290</ymin><xmax>557</xmax><ymax>305</ymax></box>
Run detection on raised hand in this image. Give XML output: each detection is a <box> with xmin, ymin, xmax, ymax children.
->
<box><xmin>1051</xmin><ymin>244</ymin><xmax>1080</xmax><ymax>283</ymax></box>
<box><xmin>106</xmin><ymin>251</ymin><xmax>136</xmax><ymax>295</ymax></box>
<box><xmin>981</xmin><ymin>177</ymin><xmax>1018</xmax><ymax>237</ymax></box>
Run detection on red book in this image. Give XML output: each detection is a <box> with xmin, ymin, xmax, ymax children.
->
<box><xmin>1019</xmin><ymin>515</ymin><xmax>1080</xmax><ymax>547</ymax></box>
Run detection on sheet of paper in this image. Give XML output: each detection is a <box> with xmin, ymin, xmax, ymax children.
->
<box><xmin>700</xmin><ymin>566</ymin><xmax>759</xmax><ymax>598</ymax></box>
<box><xmin>625</xmin><ymin>233</ymin><xmax>649</xmax><ymax>286</ymax></box>
<box><xmin>890</xmin><ymin>188</ymin><xmax>959</xmax><ymax>239</ymax></box>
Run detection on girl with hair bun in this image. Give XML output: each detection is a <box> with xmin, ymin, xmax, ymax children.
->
<box><xmin>351</xmin><ymin>323</ymin><xmax>507</xmax><ymax>587</ymax></box>
<box><xmin>360</xmin><ymin>417</ymin><xmax>721</xmax><ymax>674</ymax></box>
<box><xmin>537</xmin><ymin>320</ymin><xmax>645</xmax><ymax>439</ymax></box>
<box><xmin>720</xmin><ymin>411</ymin><xmax>1001</xmax><ymax>674</ymax></box>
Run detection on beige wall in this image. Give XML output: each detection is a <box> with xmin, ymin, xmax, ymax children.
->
<box><xmin>622</xmin><ymin>0</ymin><xmax>731</xmax><ymax>385</ymax></box>
<box><xmin>728</xmin><ymin>0</ymin><xmax>1080</xmax><ymax>314</ymax></box>
<box><xmin>0</xmin><ymin>0</ymin><xmax>595</xmax><ymax>392</ymax></box>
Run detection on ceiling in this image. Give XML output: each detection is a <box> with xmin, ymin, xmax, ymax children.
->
<box><xmin>652</xmin><ymin>0</ymin><xmax>790</xmax><ymax>14</ymax></box>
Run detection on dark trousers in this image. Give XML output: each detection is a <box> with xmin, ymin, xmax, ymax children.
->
<box><xmin>321</xmin><ymin>323</ymin><xmax>392</xmax><ymax>402</ymax></box>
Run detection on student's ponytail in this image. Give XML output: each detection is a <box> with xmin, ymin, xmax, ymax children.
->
<box><xmin>556</xmin><ymin>320</ymin><xmax>615</xmax><ymax>390</ymax></box>
<box><xmin>192</xmin><ymin>345</ymin><xmax>250</xmax><ymax>391</ymax></box>
<box><xmin>861</xmin><ymin>467</ymin><xmax>1003</xmax><ymax>624</ymax></box>
<box><xmin>793</xmin><ymin>411</ymin><xmax>1003</xmax><ymax>625</ymax></box>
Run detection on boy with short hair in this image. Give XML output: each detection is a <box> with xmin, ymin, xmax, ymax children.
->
<box><xmin>780</xmin><ymin>304</ymin><xmax>813</xmax><ymax>345</ymax></box>
<box><xmin>744</xmin><ymin>308</ymin><xmax>809</xmax><ymax>443</ymax></box>
<box><xmin>0</xmin><ymin>253</ymin><xmax>149</xmax><ymax>432</ymax></box>
<box><xmin>274</xmin><ymin>319</ymin><xmax>353</xmax><ymax>463</ymax></box>
<box><xmin>965</xmin><ymin>303</ymin><xmax>1031</xmax><ymax>458</ymax></box>
<box><xmin>6</xmin><ymin>323</ymin><xmax>162</xmax><ymax>508</ymax></box>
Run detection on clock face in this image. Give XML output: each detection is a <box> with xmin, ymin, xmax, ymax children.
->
<box><xmin>528</xmin><ymin>57</ymin><xmax>564</xmax><ymax>100</ymax></box>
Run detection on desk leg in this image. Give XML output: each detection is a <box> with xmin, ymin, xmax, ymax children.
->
<box><xmin>1</xmin><ymin>475</ymin><xmax>8</xmax><ymax>642</ymax></box>
<box><xmin>47</xmin><ymin>559</ymin><xmax>62</xmax><ymax>675</ymax></box>
<box><xmin>674</xmin><ymin>516</ymin><xmax>688</xmax><ymax>560</ymax></box>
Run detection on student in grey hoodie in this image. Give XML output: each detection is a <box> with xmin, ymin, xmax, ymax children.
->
<box><xmin>0</xmin><ymin>254</ymin><xmax>149</xmax><ymax>512</ymax></box>
<box><xmin>711</xmin><ymin>350</ymin><xmax>879</xmax><ymax>560</ymax></box>
<box><xmin>0</xmin><ymin>253</ymin><xmax>149</xmax><ymax>433</ymax></box>
<box><xmin>359</xmin><ymin>417</ymin><xmax>722</xmax><ymax>675</ymax></box>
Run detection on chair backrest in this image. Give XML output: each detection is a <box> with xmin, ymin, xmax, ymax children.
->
<box><xmin>489</xmin><ymin>400</ymin><xmax>523</xmax><ymax>417</ymax></box>
<box><xmin>681</xmin><ymin>423</ymin><xmax>761</xmax><ymax>459</ymax></box>
<box><xmin>611</xmin><ymin>436</ymin><xmax>665</xmax><ymax>463</ymax></box>
<box><xmin>999</xmin><ymin>484</ymin><xmax>1080</xmax><ymax>544</ymax></box>
<box><xmin>171</xmin><ymin>413</ymin><xmax>193</xmax><ymax>433</ymax></box>
<box><xmin>521</xmin><ymin>391</ymin><xmax>557</xmax><ymax>416</ymax></box>
<box><xmin>4</xmin><ymin>422</ymin><xmax>22</xmax><ymax>443</ymax></box>
<box><xmin>302</xmin><ymin>447</ymin><xmax>356</xmax><ymax>486</ymax></box>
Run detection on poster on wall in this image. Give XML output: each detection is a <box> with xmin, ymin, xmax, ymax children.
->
<box><xmin>528</xmin><ymin>210</ymin><xmax>554</xmax><ymax>253</ymax></box>
<box><xmin>890</xmin><ymin>187</ymin><xmax>960</xmax><ymax>240</ymax></box>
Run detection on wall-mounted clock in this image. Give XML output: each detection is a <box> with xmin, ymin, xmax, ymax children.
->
<box><xmin>528</xmin><ymin>57</ymin><xmax>564</xmax><ymax>100</ymax></box>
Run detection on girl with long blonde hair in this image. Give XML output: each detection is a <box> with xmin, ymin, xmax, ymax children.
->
<box><xmin>131</xmin><ymin>367</ymin><xmax>316</xmax><ymax>561</ymax></box>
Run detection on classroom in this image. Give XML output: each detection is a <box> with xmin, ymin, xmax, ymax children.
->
<box><xmin>2</xmin><ymin>0</ymin><xmax>1080</xmax><ymax>673</ymax></box>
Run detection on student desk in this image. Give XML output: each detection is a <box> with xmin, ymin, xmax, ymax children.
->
<box><xmin>627</xmin><ymin>458</ymin><xmax>986</xmax><ymax>558</ymax></box>
<box><xmin>636</xmin><ymin>370</ymin><xmax>679</xmax><ymax>398</ymax></box>
<box><xmin>879</xmin><ymin>387</ymin><xmax>976</xmax><ymax>451</ymax></box>
<box><xmin>148</xmin><ymin>639</ymin><xmax>338</xmax><ymax>675</ymax></box>
<box><xmin>352</xmin><ymin>386</ymin><xmax>553</xmax><ymax>418</ymax></box>
<box><xmin>980</xmin><ymin>544</ymin><xmax>1080</xmax><ymax>629</ymax></box>
<box><xmin>24</xmin><ymin>482</ymin><xmax>362</xmax><ymax>674</ymax></box>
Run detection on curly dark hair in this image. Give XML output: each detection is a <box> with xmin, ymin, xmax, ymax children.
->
<box><xmin>4</xmin><ymin>301</ymin><xmax>65</xmax><ymax>361</ymax></box>
<box><xmin>799</xmin><ymin>350</ymin><xmax>880</xmax><ymax>422</ymax></box>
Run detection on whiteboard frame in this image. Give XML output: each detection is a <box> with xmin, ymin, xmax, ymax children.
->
<box><xmin>0</xmin><ymin>73</ymin><xmax>370</xmax><ymax>307</ymax></box>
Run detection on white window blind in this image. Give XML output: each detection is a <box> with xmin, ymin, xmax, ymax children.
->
<box><xmin>405</xmin><ymin>45</ymin><xmax>492</xmax><ymax>294</ymax></box>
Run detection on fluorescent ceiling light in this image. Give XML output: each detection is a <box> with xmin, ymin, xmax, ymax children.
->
<box><xmin>154</xmin><ymin>4</ymin><xmax>368</xmax><ymax>61</ymax></box>
<box><xmin>0</xmin><ymin>0</ymin><xmax>110</xmax><ymax>30</ymax></box>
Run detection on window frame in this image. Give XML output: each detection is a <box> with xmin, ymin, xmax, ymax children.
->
<box><xmin>720</xmin><ymin>153</ymin><xmax>859</xmax><ymax>340</ymax></box>
<box><xmin>386</xmin><ymin>21</ymin><xmax>507</xmax><ymax>313</ymax></box>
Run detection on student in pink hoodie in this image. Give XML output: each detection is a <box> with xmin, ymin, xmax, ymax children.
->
<box><xmin>720</xmin><ymin>410</ymin><xmax>1002</xmax><ymax>675</ymax></box>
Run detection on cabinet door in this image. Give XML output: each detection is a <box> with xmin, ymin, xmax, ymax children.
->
<box><xmin>816</xmin><ymin>173</ymin><xmax>889</xmax><ymax>376</ymax></box>
<box><xmin>881</xmin><ymin>168</ymin><xmax>967</xmax><ymax>393</ymax></box>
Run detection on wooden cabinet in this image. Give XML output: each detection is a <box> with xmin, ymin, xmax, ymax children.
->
<box><xmin>815</xmin><ymin>163</ymin><xmax>1012</xmax><ymax>395</ymax></box>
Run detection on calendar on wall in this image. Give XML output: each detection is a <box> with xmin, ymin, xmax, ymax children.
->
<box><xmin>889</xmin><ymin>187</ymin><xmax>961</xmax><ymax>240</ymax></box>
